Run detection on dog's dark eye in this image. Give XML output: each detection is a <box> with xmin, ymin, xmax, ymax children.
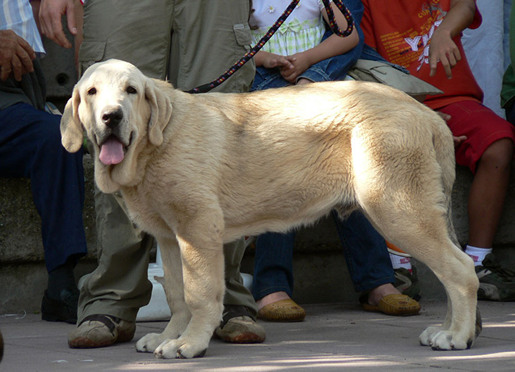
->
<box><xmin>127</xmin><ymin>86</ymin><xmax>137</xmax><ymax>94</ymax></box>
<box><xmin>87</xmin><ymin>87</ymin><xmax>97</xmax><ymax>95</ymax></box>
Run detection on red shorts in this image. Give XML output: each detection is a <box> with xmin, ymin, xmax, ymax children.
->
<box><xmin>438</xmin><ymin>100</ymin><xmax>515</xmax><ymax>173</ymax></box>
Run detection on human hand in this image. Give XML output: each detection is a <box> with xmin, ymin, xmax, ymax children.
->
<box><xmin>0</xmin><ymin>30</ymin><xmax>36</xmax><ymax>81</ymax></box>
<box><xmin>261</xmin><ymin>52</ymin><xmax>294</xmax><ymax>70</ymax></box>
<box><xmin>280</xmin><ymin>52</ymin><xmax>311</xmax><ymax>83</ymax></box>
<box><xmin>453</xmin><ymin>135</ymin><xmax>467</xmax><ymax>147</ymax></box>
<box><xmin>437</xmin><ymin>112</ymin><xmax>451</xmax><ymax>122</ymax></box>
<box><xmin>39</xmin><ymin>0</ymin><xmax>79</xmax><ymax>49</ymax></box>
<box><xmin>428</xmin><ymin>28</ymin><xmax>461</xmax><ymax>79</ymax></box>
<box><xmin>437</xmin><ymin>112</ymin><xmax>467</xmax><ymax>147</ymax></box>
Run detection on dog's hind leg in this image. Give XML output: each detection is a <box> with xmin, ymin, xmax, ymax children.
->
<box><xmin>352</xmin><ymin>125</ymin><xmax>479</xmax><ymax>350</ymax></box>
<box><xmin>136</xmin><ymin>236</ymin><xmax>192</xmax><ymax>353</ymax></box>
<box><xmin>363</xmin><ymin>183</ymin><xmax>480</xmax><ymax>349</ymax></box>
<box><xmin>415</xmin><ymin>240</ymin><xmax>478</xmax><ymax>350</ymax></box>
<box><xmin>365</xmin><ymin>198</ymin><xmax>479</xmax><ymax>350</ymax></box>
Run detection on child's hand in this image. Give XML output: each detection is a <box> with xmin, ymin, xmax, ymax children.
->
<box><xmin>428</xmin><ymin>28</ymin><xmax>461</xmax><ymax>79</ymax></box>
<box><xmin>437</xmin><ymin>111</ymin><xmax>466</xmax><ymax>147</ymax></box>
<box><xmin>453</xmin><ymin>135</ymin><xmax>467</xmax><ymax>147</ymax></box>
<box><xmin>261</xmin><ymin>52</ymin><xmax>294</xmax><ymax>70</ymax></box>
<box><xmin>280</xmin><ymin>52</ymin><xmax>311</xmax><ymax>83</ymax></box>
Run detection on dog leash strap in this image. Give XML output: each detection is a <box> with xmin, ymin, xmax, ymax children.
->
<box><xmin>186</xmin><ymin>0</ymin><xmax>354</xmax><ymax>94</ymax></box>
<box><xmin>321</xmin><ymin>0</ymin><xmax>354</xmax><ymax>37</ymax></box>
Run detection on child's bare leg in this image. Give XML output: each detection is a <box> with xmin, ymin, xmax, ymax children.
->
<box><xmin>467</xmin><ymin>138</ymin><xmax>513</xmax><ymax>248</ymax></box>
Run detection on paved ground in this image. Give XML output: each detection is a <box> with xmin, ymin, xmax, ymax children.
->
<box><xmin>1</xmin><ymin>301</ymin><xmax>514</xmax><ymax>371</ymax></box>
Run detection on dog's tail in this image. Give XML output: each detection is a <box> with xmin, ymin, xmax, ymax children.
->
<box><xmin>430</xmin><ymin>114</ymin><xmax>459</xmax><ymax>246</ymax></box>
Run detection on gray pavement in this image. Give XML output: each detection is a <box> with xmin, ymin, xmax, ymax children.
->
<box><xmin>1</xmin><ymin>301</ymin><xmax>514</xmax><ymax>371</ymax></box>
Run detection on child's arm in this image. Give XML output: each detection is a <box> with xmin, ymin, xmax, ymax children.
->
<box><xmin>428</xmin><ymin>0</ymin><xmax>476</xmax><ymax>78</ymax></box>
<box><xmin>281</xmin><ymin>1</ymin><xmax>359</xmax><ymax>83</ymax></box>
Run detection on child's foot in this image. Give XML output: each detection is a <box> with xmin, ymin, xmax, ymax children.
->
<box><xmin>256</xmin><ymin>292</ymin><xmax>306</xmax><ymax>322</ymax></box>
<box><xmin>256</xmin><ymin>291</ymin><xmax>290</xmax><ymax>309</ymax></box>
<box><xmin>361</xmin><ymin>284</ymin><xmax>420</xmax><ymax>316</ymax></box>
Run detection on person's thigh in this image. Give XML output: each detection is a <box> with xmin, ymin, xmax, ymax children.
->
<box><xmin>300</xmin><ymin>28</ymin><xmax>364</xmax><ymax>83</ymax></box>
<box><xmin>251</xmin><ymin>67</ymin><xmax>290</xmax><ymax>91</ymax></box>
<box><xmin>0</xmin><ymin>103</ymin><xmax>59</xmax><ymax>177</ymax></box>
<box><xmin>80</xmin><ymin>0</ymin><xmax>173</xmax><ymax>78</ymax></box>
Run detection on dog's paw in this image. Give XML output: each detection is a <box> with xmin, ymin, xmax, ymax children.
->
<box><xmin>419</xmin><ymin>326</ymin><xmax>441</xmax><ymax>346</ymax></box>
<box><xmin>154</xmin><ymin>337</ymin><xmax>208</xmax><ymax>359</ymax></box>
<box><xmin>420</xmin><ymin>328</ymin><xmax>472</xmax><ymax>350</ymax></box>
<box><xmin>136</xmin><ymin>333</ymin><xmax>167</xmax><ymax>353</ymax></box>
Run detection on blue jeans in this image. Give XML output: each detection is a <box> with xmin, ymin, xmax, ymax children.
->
<box><xmin>0</xmin><ymin>103</ymin><xmax>87</xmax><ymax>272</ymax></box>
<box><xmin>252</xmin><ymin>211</ymin><xmax>395</xmax><ymax>300</ymax></box>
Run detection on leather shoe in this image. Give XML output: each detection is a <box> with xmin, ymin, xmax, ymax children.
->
<box><xmin>68</xmin><ymin>314</ymin><xmax>136</xmax><ymax>348</ymax></box>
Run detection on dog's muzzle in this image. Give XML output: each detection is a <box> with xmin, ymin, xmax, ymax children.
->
<box><xmin>102</xmin><ymin>108</ymin><xmax>123</xmax><ymax>129</ymax></box>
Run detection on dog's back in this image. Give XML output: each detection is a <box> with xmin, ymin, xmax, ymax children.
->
<box><xmin>185</xmin><ymin>81</ymin><xmax>455</xmax><ymax>242</ymax></box>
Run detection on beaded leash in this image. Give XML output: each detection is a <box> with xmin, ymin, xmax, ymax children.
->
<box><xmin>187</xmin><ymin>0</ymin><xmax>354</xmax><ymax>94</ymax></box>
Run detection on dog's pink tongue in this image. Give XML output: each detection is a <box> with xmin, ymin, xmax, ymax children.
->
<box><xmin>99</xmin><ymin>138</ymin><xmax>125</xmax><ymax>165</ymax></box>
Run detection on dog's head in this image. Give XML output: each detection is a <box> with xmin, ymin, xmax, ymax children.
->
<box><xmin>61</xmin><ymin>59</ymin><xmax>172</xmax><ymax>193</ymax></box>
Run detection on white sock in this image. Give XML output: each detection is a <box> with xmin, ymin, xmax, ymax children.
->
<box><xmin>464</xmin><ymin>245</ymin><xmax>492</xmax><ymax>266</ymax></box>
<box><xmin>389</xmin><ymin>253</ymin><xmax>412</xmax><ymax>271</ymax></box>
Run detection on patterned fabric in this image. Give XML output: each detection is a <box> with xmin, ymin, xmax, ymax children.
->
<box><xmin>0</xmin><ymin>0</ymin><xmax>45</xmax><ymax>55</ymax></box>
<box><xmin>250</xmin><ymin>0</ymin><xmax>329</xmax><ymax>56</ymax></box>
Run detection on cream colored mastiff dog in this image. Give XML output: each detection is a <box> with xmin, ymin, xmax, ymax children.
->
<box><xmin>61</xmin><ymin>59</ymin><xmax>480</xmax><ymax>359</ymax></box>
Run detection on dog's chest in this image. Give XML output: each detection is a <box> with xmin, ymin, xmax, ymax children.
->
<box><xmin>121</xmin><ymin>187</ymin><xmax>176</xmax><ymax>239</ymax></box>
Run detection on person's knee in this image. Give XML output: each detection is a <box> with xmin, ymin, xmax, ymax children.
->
<box><xmin>38</xmin><ymin>113</ymin><xmax>64</xmax><ymax>148</ymax></box>
<box><xmin>480</xmin><ymin>138</ymin><xmax>514</xmax><ymax>171</ymax></box>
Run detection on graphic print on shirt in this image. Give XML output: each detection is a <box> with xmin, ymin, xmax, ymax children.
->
<box><xmin>379</xmin><ymin>2</ymin><xmax>446</xmax><ymax>71</ymax></box>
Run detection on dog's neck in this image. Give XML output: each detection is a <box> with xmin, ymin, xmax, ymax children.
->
<box><xmin>95</xmin><ymin>137</ymin><xmax>158</xmax><ymax>193</ymax></box>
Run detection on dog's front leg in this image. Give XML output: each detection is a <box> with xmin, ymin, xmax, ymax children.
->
<box><xmin>136</xmin><ymin>236</ymin><xmax>191</xmax><ymax>353</ymax></box>
<box><xmin>152</xmin><ymin>232</ymin><xmax>225</xmax><ymax>359</ymax></box>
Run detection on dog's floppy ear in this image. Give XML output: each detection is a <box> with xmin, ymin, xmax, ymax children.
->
<box><xmin>145</xmin><ymin>78</ymin><xmax>172</xmax><ymax>146</ymax></box>
<box><xmin>60</xmin><ymin>85</ymin><xmax>84</xmax><ymax>153</ymax></box>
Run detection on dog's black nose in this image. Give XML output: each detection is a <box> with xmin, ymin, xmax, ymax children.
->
<box><xmin>102</xmin><ymin>109</ymin><xmax>123</xmax><ymax>128</ymax></box>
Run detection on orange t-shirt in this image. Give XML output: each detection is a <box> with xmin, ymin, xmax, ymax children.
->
<box><xmin>361</xmin><ymin>0</ymin><xmax>483</xmax><ymax>110</ymax></box>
